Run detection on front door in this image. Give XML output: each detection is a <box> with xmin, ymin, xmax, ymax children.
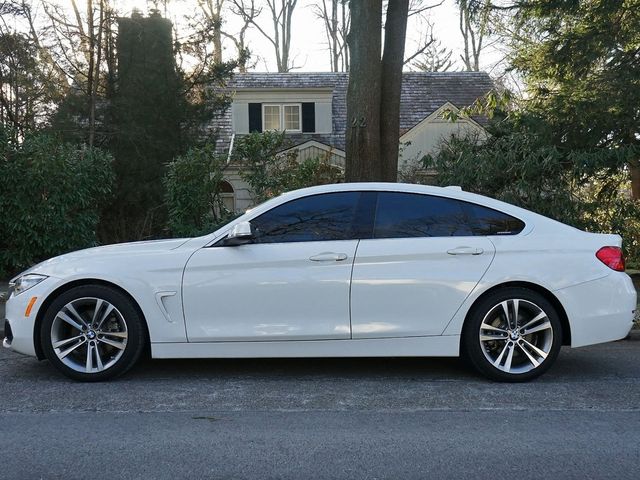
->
<box><xmin>183</xmin><ymin>191</ymin><xmax>364</xmax><ymax>342</ymax></box>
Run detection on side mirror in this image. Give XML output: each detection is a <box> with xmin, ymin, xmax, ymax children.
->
<box><xmin>223</xmin><ymin>221</ymin><xmax>254</xmax><ymax>246</ymax></box>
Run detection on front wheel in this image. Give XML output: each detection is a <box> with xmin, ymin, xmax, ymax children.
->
<box><xmin>41</xmin><ymin>285</ymin><xmax>146</xmax><ymax>381</ymax></box>
<box><xmin>462</xmin><ymin>288</ymin><xmax>562</xmax><ymax>382</ymax></box>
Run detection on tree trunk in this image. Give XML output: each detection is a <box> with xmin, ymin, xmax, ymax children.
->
<box><xmin>90</xmin><ymin>0</ymin><xmax>104</xmax><ymax>147</ymax></box>
<box><xmin>213</xmin><ymin>19</ymin><xmax>223</xmax><ymax>63</ymax></box>
<box><xmin>87</xmin><ymin>0</ymin><xmax>96</xmax><ymax>147</ymax></box>
<box><xmin>380</xmin><ymin>0</ymin><xmax>409</xmax><ymax>182</ymax></box>
<box><xmin>345</xmin><ymin>1</ymin><xmax>382</xmax><ymax>181</ymax></box>
<box><xmin>331</xmin><ymin>0</ymin><xmax>339</xmax><ymax>72</ymax></box>
<box><xmin>631</xmin><ymin>161</ymin><xmax>640</xmax><ymax>201</ymax></box>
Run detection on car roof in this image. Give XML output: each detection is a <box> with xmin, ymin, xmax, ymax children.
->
<box><xmin>280</xmin><ymin>182</ymin><xmax>520</xmax><ymax>215</ymax></box>
<box><xmin>278</xmin><ymin>183</ymin><xmax>575</xmax><ymax>235</ymax></box>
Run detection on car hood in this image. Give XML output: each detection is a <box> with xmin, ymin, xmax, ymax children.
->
<box><xmin>20</xmin><ymin>238</ymin><xmax>192</xmax><ymax>278</ymax></box>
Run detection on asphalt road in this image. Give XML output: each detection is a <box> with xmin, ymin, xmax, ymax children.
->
<box><xmin>1</xmin><ymin>333</ymin><xmax>640</xmax><ymax>480</ymax></box>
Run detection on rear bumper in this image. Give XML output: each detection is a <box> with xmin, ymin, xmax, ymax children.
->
<box><xmin>554</xmin><ymin>273</ymin><xmax>636</xmax><ymax>348</ymax></box>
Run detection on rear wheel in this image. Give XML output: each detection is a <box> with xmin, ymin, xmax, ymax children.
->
<box><xmin>462</xmin><ymin>287</ymin><xmax>562</xmax><ymax>382</ymax></box>
<box><xmin>41</xmin><ymin>285</ymin><xmax>145</xmax><ymax>381</ymax></box>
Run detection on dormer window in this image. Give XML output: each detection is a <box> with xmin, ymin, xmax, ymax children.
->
<box><xmin>246</xmin><ymin>102</ymin><xmax>319</xmax><ymax>133</ymax></box>
<box><xmin>262</xmin><ymin>103</ymin><xmax>301</xmax><ymax>132</ymax></box>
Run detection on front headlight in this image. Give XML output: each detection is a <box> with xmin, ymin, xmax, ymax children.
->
<box><xmin>9</xmin><ymin>274</ymin><xmax>48</xmax><ymax>297</ymax></box>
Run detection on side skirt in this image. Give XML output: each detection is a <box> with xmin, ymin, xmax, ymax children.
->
<box><xmin>151</xmin><ymin>335</ymin><xmax>460</xmax><ymax>359</ymax></box>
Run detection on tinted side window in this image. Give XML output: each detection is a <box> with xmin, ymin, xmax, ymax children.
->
<box><xmin>374</xmin><ymin>192</ymin><xmax>473</xmax><ymax>238</ymax></box>
<box><xmin>466</xmin><ymin>203</ymin><xmax>525</xmax><ymax>235</ymax></box>
<box><xmin>251</xmin><ymin>192</ymin><xmax>361</xmax><ymax>243</ymax></box>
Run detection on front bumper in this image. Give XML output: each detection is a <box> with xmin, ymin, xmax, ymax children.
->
<box><xmin>555</xmin><ymin>272</ymin><xmax>637</xmax><ymax>348</ymax></box>
<box><xmin>3</xmin><ymin>276</ymin><xmax>58</xmax><ymax>357</ymax></box>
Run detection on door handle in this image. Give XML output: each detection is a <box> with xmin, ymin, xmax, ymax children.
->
<box><xmin>309</xmin><ymin>252</ymin><xmax>348</xmax><ymax>262</ymax></box>
<box><xmin>447</xmin><ymin>246</ymin><xmax>484</xmax><ymax>256</ymax></box>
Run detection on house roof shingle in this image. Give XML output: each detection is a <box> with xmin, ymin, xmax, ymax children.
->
<box><xmin>212</xmin><ymin>71</ymin><xmax>494</xmax><ymax>153</ymax></box>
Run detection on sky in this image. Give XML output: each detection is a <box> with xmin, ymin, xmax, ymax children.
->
<box><xmin>26</xmin><ymin>1</ymin><xmax>508</xmax><ymax>78</ymax></box>
<box><xmin>111</xmin><ymin>0</ymin><xmax>507</xmax><ymax>74</ymax></box>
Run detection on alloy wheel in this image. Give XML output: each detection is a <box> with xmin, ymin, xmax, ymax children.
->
<box><xmin>479</xmin><ymin>298</ymin><xmax>554</xmax><ymax>374</ymax></box>
<box><xmin>50</xmin><ymin>297</ymin><xmax>128</xmax><ymax>374</ymax></box>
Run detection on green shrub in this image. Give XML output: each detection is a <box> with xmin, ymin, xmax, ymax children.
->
<box><xmin>163</xmin><ymin>144</ymin><xmax>235</xmax><ymax>237</ymax></box>
<box><xmin>588</xmin><ymin>196</ymin><xmax>640</xmax><ymax>270</ymax></box>
<box><xmin>233</xmin><ymin>131</ymin><xmax>343</xmax><ymax>203</ymax></box>
<box><xmin>425</xmin><ymin>120</ymin><xmax>639</xmax><ymax>267</ymax></box>
<box><xmin>0</xmin><ymin>128</ymin><xmax>114</xmax><ymax>278</ymax></box>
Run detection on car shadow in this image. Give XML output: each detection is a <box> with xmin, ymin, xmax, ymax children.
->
<box><xmin>130</xmin><ymin>355</ymin><xmax>478</xmax><ymax>382</ymax></box>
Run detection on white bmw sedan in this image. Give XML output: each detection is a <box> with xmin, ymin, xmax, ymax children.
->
<box><xmin>3</xmin><ymin>183</ymin><xmax>637</xmax><ymax>382</ymax></box>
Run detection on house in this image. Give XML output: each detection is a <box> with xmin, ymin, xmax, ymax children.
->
<box><xmin>210</xmin><ymin>72</ymin><xmax>493</xmax><ymax>212</ymax></box>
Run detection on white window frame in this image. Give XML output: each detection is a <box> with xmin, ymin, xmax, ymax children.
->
<box><xmin>262</xmin><ymin>104</ymin><xmax>282</xmax><ymax>131</ymax></box>
<box><xmin>262</xmin><ymin>103</ymin><xmax>302</xmax><ymax>133</ymax></box>
<box><xmin>283</xmin><ymin>103</ymin><xmax>302</xmax><ymax>132</ymax></box>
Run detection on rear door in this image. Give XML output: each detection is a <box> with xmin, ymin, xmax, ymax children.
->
<box><xmin>350</xmin><ymin>192</ymin><xmax>496</xmax><ymax>338</ymax></box>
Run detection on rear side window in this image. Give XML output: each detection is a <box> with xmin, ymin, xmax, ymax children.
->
<box><xmin>372</xmin><ymin>192</ymin><xmax>525</xmax><ymax>239</ymax></box>
<box><xmin>374</xmin><ymin>192</ymin><xmax>474</xmax><ymax>238</ymax></box>
<box><xmin>251</xmin><ymin>192</ymin><xmax>361</xmax><ymax>243</ymax></box>
<box><xmin>466</xmin><ymin>203</ymin><xmax>525</xmax><ymax>235</ymax></box>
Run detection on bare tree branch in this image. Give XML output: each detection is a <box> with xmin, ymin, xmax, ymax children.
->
<box><xmin>232</xmin><ymin>0</ymin><xmax>298</xmax><ymax>72</ymax></box>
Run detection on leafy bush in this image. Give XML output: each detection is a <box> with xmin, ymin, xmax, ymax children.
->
<box><xmin>425</xmin><ymin>118</ymin><xmax>639</xmax><ymax>267</ymax></box>
<box><xmin>0</xmin><ymin>128</ymin><xmax>114</xmax><ymax>278</ymax></box>
<box><xmin>232</xmin><ymin>131</ymin><xmax>343</xmax><ymax>203</ymax></box>
<box><xmin>588</xmin><ymin>196</ymin><xmax>640</xmax><ymax>270</ymax></box>
<box><xmin>164</xmin><ymin>144</ymin><xmax>235</xmax><ymax>237</ymax></box>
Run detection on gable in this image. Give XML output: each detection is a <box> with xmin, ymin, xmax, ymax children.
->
<box><xmin>400</xmin><ymin>102</ymin><xmax>485</xmax><ymax>141</ymax></box>
<box><xmin>279</xmin><ymin>140</ymin><xmax>346</xmax><ymax>168</ymax></box>
<box><xmin>399</xmin><ymin>102</ymin><xmax>488</xmax><ymax>164</ymax></box>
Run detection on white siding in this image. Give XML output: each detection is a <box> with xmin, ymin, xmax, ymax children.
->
<box><xmin>399</xmin><ymin>119</ymin><xmax>487</xmax><ymax>166</ymax></box>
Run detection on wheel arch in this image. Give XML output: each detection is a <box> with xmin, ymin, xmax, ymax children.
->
<box><xmin>33</xmin><ymin>278</ymin><xmax>151</xmax><ymax>360</ymax></box>
<box><xmin>462</xmin><ymin>281</ymin><xmax>571</xmax><ymax>346</ymax></box>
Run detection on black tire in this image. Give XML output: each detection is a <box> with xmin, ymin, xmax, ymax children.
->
<box><xmin>41</xmin><ymin>285</ymin><xmax>146</xmax><ymax>382</ymax></box>
<box><xmin>462</xmin><ymin>287</ymin><xmax>562</xmax><ymax>382</ymax></box>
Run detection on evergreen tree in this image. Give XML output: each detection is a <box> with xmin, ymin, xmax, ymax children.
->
<box><xmin>509</xmin><ymin>0</ymin><xmax>640</xmax><ymax>198</ymax></box>
<box><xmin>101</xmin><ymin>11</ymin><xmax>181</xmax><ymax>241</ymax></box>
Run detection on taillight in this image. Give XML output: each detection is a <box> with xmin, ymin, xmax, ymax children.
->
<box><xmin>596</xmin><ymin>246</ymin><xmax>625</xmax><ymax>272</ymax></box>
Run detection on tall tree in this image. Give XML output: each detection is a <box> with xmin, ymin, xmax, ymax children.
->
<box><xmin>458</xmin><ymin>0</ymin><xmax>490</xmax><ymax>71</ymax></box>
<box><xmin>345</xmin><ymin>0</ymin><xmax>411</xmax><ymax>182</ymax></box>
<box><xmin>104</xmin><ymin>11</ymin><xmax>181</xmax><ymax>241</ymax></box>
<box><xmin>43</xmin><ymin>0</ymin><xmax>117</xmax><ymax>145</ymax></box>
<box><xmin>102</xmin><ymin>10</ymin><xmax>236</xmax><ymax>242</ymax></box>
<box><xmin>313</xmin><ymin>0</ymin><xmax>350</xmax><ymax>72</ymax></box>
<box><xmin>380</xmin><ymin>0</ymin><xmax>410</xmax><ymax>180</ymax></box>
<box><xmin>0</xmin><ymin>31</ymin><xmax>61</xmax><ymax>136</ymax></box>
<box><xmin>232</xmin><ymin>0</ymin><xmax>299</xmax><ymax>72</ymax></box>
<box><xmin>345</xmin><ymin>1</ymin><xmax>383</xmax><ymax>180</ymax></box>
<box><xmin>189</xmin><ymin>0</ymin><xmax>256</xmax><ymax>71</ymax></box>
<box><xmin>508</xmin><ymin>0</ymin><xmax>640</xmax><ymax>199</ymax></box>
<box><xmin>0</xmin><ymin>2</ymin><xmax>68</xmax><ymax>136</ymax></box>
<box><xmin>197</xmin><ymin>0</ymin><xmax>225</xmax><ymax>63</ymax></box>
<box><xmin>224</xmin><ymin>0</ymin><xmax>257</xmax><ymax>71</ymax></box>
